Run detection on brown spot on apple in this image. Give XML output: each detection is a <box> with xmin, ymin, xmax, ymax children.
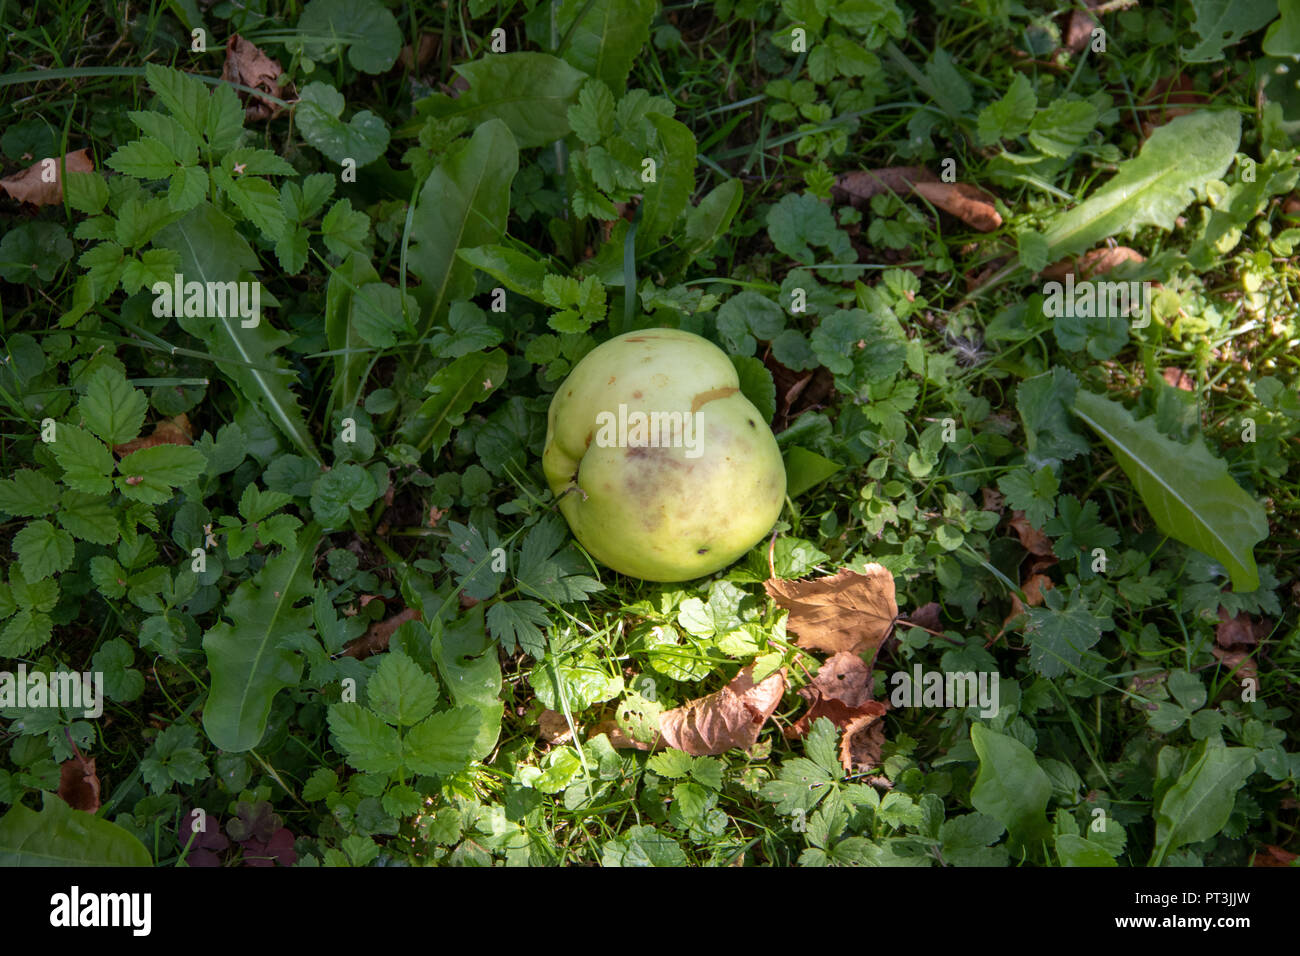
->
<box><xmin>691</xmin><ymin>386</ymin><xmax>738</xmax><ymax>413</ymax></box>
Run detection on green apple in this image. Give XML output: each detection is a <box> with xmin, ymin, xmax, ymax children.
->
<box><xmin>543</xmin><ymin>328</ymin><xmax>786</xmax><ymax>581</ymax></box>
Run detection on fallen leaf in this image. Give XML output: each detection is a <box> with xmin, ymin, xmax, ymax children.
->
<box><xmin>538</xmin><ymin>709</ymin><xmax>574</xmax><ymax>745</ymax></box>
<box><xmin>765</xmin><ymin>565</ymin><xmax>898</xmax><ymax>657</ymax></box>
<box><xmin>1211</xmin><ymin>646</ymin><xmax>1257</xmax><ymax>686</ymax></box>
<box><xmin>589</xmin><ymin>717</ymin><xmax>647</xmax><ymax>750</ymax></box>
<box><xmin>0</xmin><ymin>148</ymin><xmax>94</xmax><ymax>206</ymax></box>
<box><xmin>1253</xmin><ymin>845</ymin><xmax>1298</xmax><ymax>867</ymax></box>
<box><xmin>833</xmin><ymin>166</ymin><xmax>1001</xmax><ymax>231</ymax></box>
<box><xmin>1162</xmin><ymin>367</ymin><xmax>1195</xmax><ymax>391</ymax></box>
<box><xmin>902</xmin><ymin>602</ymin><xmax>942</xmax><ymax>634</ymax></box>
<box><xmin>112</xmin><ymin>414</ymin><xmax>193</xmax><ymax>456</ymax></box>
<box><xmin>657</xmin><ymin>665</ymin><xmax>787</xmax><ymax>755</ymax></box>
<box><xmin>911</xmin><ymin>181</ymin><xmax>1003</xmax><ymax>231</ymax></box>
<box><xmin>57</xmin><ymin>754</ymin><xmax>100</xmax><ymax>813</ymax></box>
<box><xmin>222</xmin><ymin>34</ymin><xmax>288</xmax><ymax>120</ymax></box>
<box><xmin>981</xmin><ymin>486</ymin><xmax>1005</xmax><ymax>513</ymax></box>
<box><xmin>341</xmin><ymin>606</ymin><xmax>421</xmax><ymax>659</ymax></box>
<box><xmin>839</xmin><ymin>709</ymin><xmax>888</xmax><ymax>773</ymax></box>
<box><xmin>1008</xmin><ymin>511</ymin><xmax>1054</xmax><ymax>557</ymax></box>
<box><xmin>399</xmin><ymin>33</ymin><xmax>440</xmax><ymax>69</ymax></box>
<box><xmin>1061</xmin><ymin>0</ymin><xmax>1102</xmax><ymax>53</ymax></box>
<box><xmin>1216</xmin><ymin>608</ymin><xmax>1263</xmax><ymax>647</ymax></box>
<box><xmin>1040</xmin><ymin>245</ymin><xmax>1145</xmax><ymax>281</ymax></box>
<box><xmin>787</xmin><ymin>651</ymin><xmax>887</xmax><ymax>738</ymax></box>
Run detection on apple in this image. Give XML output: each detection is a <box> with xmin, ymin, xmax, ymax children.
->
<box><xmin>543</xmin><ymin>328</ymin><xmax>786</xmax><ymax>581</ymax></box>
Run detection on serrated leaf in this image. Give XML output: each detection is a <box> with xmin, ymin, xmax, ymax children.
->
<box><xmin>116</xmin><ymin>444</ymin><xmax>206</xmax><ymax>504</ymax></box>
<box><xmin>324</xmin><ymin>252</ymin><xmax>378</xmax><ymax>412</ymax></box>
<box><xmin>0</xmin><ymin>470</ymin><xmax>58</xmax><ymax>517</ymax></box>
<box><xmin>403</xmin><ymin>706</ymin><xmax>483</xmax><ymax>775</ymax></box>
<box><xmin>143</xmin><ymin>64</ymin><xmax>209</xmax><ymax>151</ymax></box>
<box><xmin>49</xmin><ymin>425</ymin><xmax>114</xmax><ymax>495</ymax></box>
<box><xmin>1071</xmin><ymin>389</ymin><xmax>1269</xmax><ymax>591</ymax></box>
<box><xmin>1181</xmin><ymin>0</ymin><xmax>1277</xmax><ymax>61</ymax></box>
<box><xmin>297</xmin><ymin>0</ymin><xmax>401</xmax><ymax>73</ymax></box>
<box><xmin>11</xmin><ymin>520</ymin><xmax>73</xmax><ymax>581</ymax></box>
<box><xmin>106</xmin><ymin>137</ymin><xmax>176</xmax><ymax>180</ymax></box>
<box><xmin>367</xmin><ymin>650</ymin><xmax>440</xmax><ymax>726</ymax></box>
<box><xmin>79</xmin><ymin>367</ymin><xmax>147</xmax><ymax>445</ymax></box>
<box><xmin>213</xmin><ymin>169</ymin><xmax>288</xmax><ymax>240</ymax></box>
<box><xmin>326</xmin><ymin>702</ymin><xmax>403</xmax><ymax>774</ymax></box>
<box><xmin>415</xmin><ymin>53</ymin><xmax>586</xmax><ymax>149</ymax></box>
<box><xmin>456</xmin><ymin>244</ymin><xmax>549</xmax><ymax>302</ymax></box>
<box><xmin>396</xmin><ymin>349</ymin><xmax>508</xmax><ymax>454</ymax></box>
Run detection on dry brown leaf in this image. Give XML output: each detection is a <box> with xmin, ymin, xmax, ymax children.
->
<box><xmin>657</xmin><ymin>665</ymin><xmax>787</xmax><ymax>755</ymax></box>
<box><xmin>1008</xmin><ymin>511</ymin><xmax>1054</xmax><ymax>558</ymax></box>
<box><xmin>911</xmin><ymin>181</ymin><xmax>1002</xmax><ymax>231</ymax></box>
<box><xmin>0</xmin><ymin>148</ymin><xmax>93</xmax><ymax>206</ymax></box>
<box><xmin>538</xmin><ymin>710</ymin><xmax>574</xmax><ymax>745</ymax></box>
<box><xmin>1211</xmin><ymin>646</ymin><xmax>1257</xmax><ymax>686</ymax></box>
<box><xmin>113</xmin><ymin>414</ymin><xmax>193</xmax><ymax>456</ymax></box>
<box><xmin>1253</xmin><ymin>845</ymin><xmax>1298</xmax><ymax>867</ymax></box>
<box><xmin>399</xmin><ymin>33</ymin><xmax>440</xmax><ymax>69</ymax></box>
<box><xmin>1040</xmin><ymin>245</ymin><xmax>1145</xmax><ymax>281</ymax></box>
<box><xmin>341</xmin><ymin>607</ymin><xmax>421</xmax><ymax>659</ymax></box>
<box><xmin>589</xmin><ymin>717</ymin><xmax>647</xmax><ymax>750</ymax></box>
<box><xmin>981</xmin><ymin>486</ymin><xmax>1005</xmax><ymax>513</ymax></box>
<box><xmin>222</xmin><ymin>34</ymin><xmax>288</xmax><ymax>120</ymax></box>
<box><xmin>839</xmin><ymin>709</ymin><xmax>888</xmax><ymax>773</ymax></box>
<box><xmin>58</xmin><ymin>754</ymin><xmax>100</xmax><ymax>813</ymax></box>
<box><xmin>903</xmin><ymin>602</ymin><xmax>942</xmax><ymax>634</ymax></box>
<box><xmin>765</xmin><ymin>565</ymin><xmax>898</xmax><ymax>657</ymax></box>
<box><xmin>1061</xmin><ymin>0</ymin><xmax>1102</xmax><ymax>54</ymax></box>
<box><xmin>787</xmin><ymin>652</ymin><xmax>884</xmax><ymax>738</ymax></box>
<box><xmin>1162</xmin><ymin>367</ymin><xmax>1195</xmax><ymax>391</ymax></box>
<box><xmin>1216</xmin><ymin>607</ymin><xmax>1263</xmax><ymax>647</ymax></box>
<box><xmin>833</xmin><ymin>167</ymin><xmax>1001</xmax><ymax>231</ymax></box>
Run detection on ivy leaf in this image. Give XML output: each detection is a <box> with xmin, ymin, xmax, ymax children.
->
<box><xmin>12</xmin><ymin>520</ymin><xmax>75</xmax><ymax>581</ymax></box>
<box><xmin>1072</xmin><ymin>389</ymin><xmax>1270</xmax><ymax>591</ymax></box>
<box><xmin>79</xmin><ymin>367</ymin><xmax>147</xmax><ymax>445</ymax></box>
<box><xmin>296</xmin><ymin>82</ymin><xmax>390</xmax><ymax>167</ymax></box>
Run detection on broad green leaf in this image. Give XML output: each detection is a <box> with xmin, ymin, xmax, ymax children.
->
<box><xmin>155</xmin><ymin>202</ymin><xmax>321</xmax><ymax>464</ymax></box>
<box><xmin>295</xmin><ymin>82</ymin><xmax>390</xmax><ymax>167</ymax></box>
<box><xmin>969</xmin><ymin>723</ymin><xmax>1052</xmax><ymax>856</ymax></box>
<box><xmin>407</xmin><ymin>119</ymin><xmax>517</xmax><ymax>338</ymax></box>
<box><xmin>202</xmin><ymin>524</ymin><xmax>322</xmax><ymax>751</ymax></box>
<box><xmin>116</xmin><ymin>444</ymin><xmax>207</xmax><ymax>504</ymax></box>
<box><xmin>325</xmin><ymin>252</ymin><xmax>380</xmax><ymax>412</ymax></box>
<box><xmin>556</xmin><ymin>0</ymin><xmax>656</xmax><ymax>93</ymax></box>
<box><xmin>456</xmin><ymin>244</ymin><xmax>549</xmax><ymax>302</ymax></box>
<box><xmin>403</xmin><ymin>706</ymin><xmax>483</xmax><ymax>774</ymax></box>
<box><xmin>327</xmin><ymin>702</ymin><xmax>403</xmax><ymax>774</ymax></box>
<box><xmin>730</xmin><ymin>355</ymin><xmax>777</xmax><ymax>424</ymax></box>
<box><xmin>396</xmin><ymin>349</ymin><xmax>508</xmax><ymax>454</ymax></box>
<box><xmin>428</xmin><ymin>605</ymin><xmax>503</xmax><ymax>760</ymax></box>
<box><xmin>1153</xmin><ymin>741</ymin><xmax>1256</xmax><ymax>863</ymax></box>
<box><xmin>415</xmin><ymin>53</ymin><xmax>586</xmax><ymax>149</ymax></box>
<box><xmin>309</xmin><ymin>462</ymin><xmax>379</xmax><ymax>528</ymax></box>
<box><xmin>367</xmin><ymin>650</ymin><xmax>440</xmax><ymax>726</ymax></box>
<box><xmin>683</xmin><ymin>178</ymin><xmax>743</xmax><ymax>260</ymax></box>
<box><xmin>106</xmin><ymin>137</ymin><xmax>178</xmax><ymax>180</ymax></box>
<box><xmin>1071</xmin><ymin>389</ymin><xmax>1268</xmax><ymax>591</ymax></box>
<box><xmin>1042</xmin><ymin>111</ymin><xmax>1240</xmax><ymax>260</ymax></box>
<box><xmin>783</xmin><ymin>446</ymin><xmax>842</xmax><ymax>498</ymax></box>
<box><xmin>296</xmin><ymin>0</ymin><xmax>401</xmax><ymax>73</ymax></box>
<box><xmin>212</xmin><ymin>169</ymin><xmax>288</xmax><ymax>240</ymax></box>
<box><xmin>79</xmin><ymin>367</ymin><xmax>147</xmax><ymax>445</ymax></box>
<box><xmin>351</xmin><ymin>282</ymin><xmax>416</xmax><ymax>348</ymax></box>
<box><xmin>0</xmin><ymin>793</ymin><xmax>150</xmax><ymax>866</ymax></box>
<box><xmin>637</xmin><ymin>113</ymin><xmax>697</xmax><ymax>250</ymax></box>
<box><xmin>1181</xmin><ymin>0</ymin><xmax>1277</xmax><ymax>61</ymax></box>
<box><xmin>11</xmin><ymin>520</ymin><xmax>74</xmax><ymax>581</ymax></box>
<box><xmin>0</xmin><ymin>470</ymin><xmax>58</xmax><ymax>517</ymax></box>
<box><xmin>1055</xmin><ymin>833</ymin><xmax>1117</xmax><ymax>867</ymax></box>
<box><xmin>49</xmin><ymin>424</ymin><xmax>114</xmax><ymax>495</ymax></box>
